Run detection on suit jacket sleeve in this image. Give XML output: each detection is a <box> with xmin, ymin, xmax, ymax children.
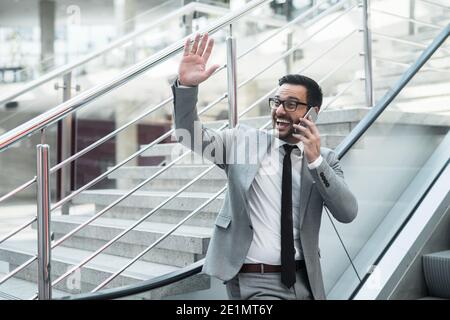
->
<box><xmin>171</xmin><ymin>82</ymin><xmax>235</xmax><ymax>170</ymax></box>
<box><xmin>308</xmin><ymin>149</ymin><xmax>358</xmax><ymax>223</ymax></box>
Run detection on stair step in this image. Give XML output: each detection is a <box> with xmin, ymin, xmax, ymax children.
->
<box><xmin>0</xmin><ymin>241</ymin><xmax>209</xmax><ymax>299</ymax></box>
<box><xmin>423</xmin><ymin>250</ymin><xmax>450</xmax><ymax>299</ymax></box>
<box><xmin>71</xmin><ymin>189</ymin><xmax>224</xmax><ymax>226</ymax></box>
<box><xmin>72</xmin><ymin>189</ymin><xmax>224</xmax><ymax>212</ymax></box>
<box><xmin>0</xmin><ymin>272</ymin><xmax>67</xmax><ymax>300</ymax></box>
<box><xmin>108</xmin><ymin>164</ymin><xmax>227</xmax><ymax>192</ymax></box>
<box><xmin>44</xmin><ymin>215</ymin><xmax>211</xmax><ymax>267</ymax></box>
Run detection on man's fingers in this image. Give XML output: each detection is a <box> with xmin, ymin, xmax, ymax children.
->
<box><xmin>293</xmin><ymin>124</ymin><xmax>312</xmax><ymax>139</ymax></box>
<box><xmin>196</xmin><ymin>33</ymin><xmax>208</xmax><ymax>56</ymax></box>
<box><xmin>183</xmin><ymin>37</ymin><xmax>191</xmax><ymax>56</ymax></box>
<box><xmin>205</xmin><ymin>64</ymin><xmax>220</xmax><ymax>78</ymax></box>
<box><xmin>191</xmin><ymin>33</ymin><xmax>201</xmax><ymax>54</ymax></box>
<box><xmin>203</xmin><ymin>38</ymin><xmax>214</xmax><ymax>63</ymax></box>
<box><xmin>300</xmin><ymin>116</ymin><xmax>320</xmax><ymax>136</ymax></box>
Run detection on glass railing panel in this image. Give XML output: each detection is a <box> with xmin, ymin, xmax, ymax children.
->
<box><xmin>325</xmin><ymin>53</ymin><xmax>450</xmax><ymax>298</ymax></box>
<box><xmin>369</xmin><ymin>0</ymin><xmax>450</xmax><ymax>105</ymax></box>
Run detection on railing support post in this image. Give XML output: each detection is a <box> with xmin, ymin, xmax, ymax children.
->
<box><xmin>362</xmin><ymin>0</ymin><xmax>374</xmax><ymax>107</ymax></box>
<box><xmin>286</xmin><ymin>30</ymin><xmax>294</xmax><ymax>73</ymax></box>
<box><xmin>36</xmin><ymin>144</ymin><xmax>52</xmax><ymax>300</ymax></box>
<box><xmin>56</xmin><ymin>72</ymin><xmax>77</xmax><ymax>215</ymax></box>
<box><xmin>409</xmin><ymin>0</ymin><xmax>416</xmax><ymax>35</ymax></box>
<box><xmin>226</xmin><ymin>35</ymin><xmax>238</xmax><ymax>128</ymax></box>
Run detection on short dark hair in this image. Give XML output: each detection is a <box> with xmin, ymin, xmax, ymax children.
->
<box><xmin>278</xmin><ymin>74</ymin><xmax>323</xmax><ymax>109</ymax></box>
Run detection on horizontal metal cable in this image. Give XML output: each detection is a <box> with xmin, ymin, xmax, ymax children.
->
<box><xmin>0</xmin><ymin>94</ymin><xmax>228</xmax><ymax>287</ymax></box>
<box><xmin>0</xmin><ymin>178</ymin><xmax>36</xmax><ymax>205</ymax></box>
<box><xmin>51</xmin><ymin>93</ymin><xmax>227</xmax><ymax>211</ymax></box>
<box><xmin>58</xmin><ymin>21</ymin><xmax>450</xmax><ymax>302</ymax></box>
<box><xmin>0</xmin><ymin>0</ymin><xmax>271</xmax><ymax>152</ymax></box>
<box><xmin>238</xmin><ymin>8</ymin><xmax>358</xmax><ymax>88</ymax></box>
<box><xmin>0</xmin><ymin>0</ymin><xmax>351</xmax><ymax>205</ymax></box>
<box><xmin>91</xmin><ymin>186</ymin><xmax>227</xmax><ymax>291</ymax></box>
<box><xmin>0</xmin><ymin>1</ymin><xmax>224</xmax><ymax>106</ymax></box>
<box><xmin>0</xmin><ymin>98</ymin><xmax>173</xmax><ymax>206</ymax></box>
<box><xmin>237</xmin><ymin>0</ymin><xmax>341</xmax><ymax>61</ymax></box>
<box><xmin>0</xmin><ymin>11</ymin><xmax>359</xmax><ymax>290</ymax></box>
<box><xmin>0</xmin><ymin>217</ymin><xmax>36</xmax><ymax>245</ymax></box>
<box><xmin>49</xmin><ymin>7</ymin><xmax>356</xmax><ymax>212</ymax></box>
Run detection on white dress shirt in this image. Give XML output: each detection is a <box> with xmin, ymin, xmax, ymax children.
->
<box><xmin>244</xmin><ymin>137</ymin><xmax>323</xmax><ymax>264</ymax></box>
<box><xmin>175</xmin><ymin>81</ymin><xmax>325</xmax><ymax>265</ymax></box>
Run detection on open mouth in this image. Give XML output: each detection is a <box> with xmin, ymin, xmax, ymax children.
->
<box><xmin>276</xmin><ymin>119</ymin><xmax>291</xmax><ymax>130</ymax></box>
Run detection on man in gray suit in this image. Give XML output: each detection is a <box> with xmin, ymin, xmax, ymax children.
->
<box><xmin>171</xmin><ymin>33</ymin><xmax>358</xmax><ymax>300</ymax></box>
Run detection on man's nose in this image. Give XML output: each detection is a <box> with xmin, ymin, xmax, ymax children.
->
<box><xmin>275</xmin><ymin>103</ymin><xmax>286</xmax><ymax>116</ymax></box>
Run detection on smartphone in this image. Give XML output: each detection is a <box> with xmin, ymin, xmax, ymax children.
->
<box><xmin>303</xmin><ymin>107</ymin><xmax>318</xmax><ymax>123</ymax></box>
<box><xmin>294</xmin><ymin>107</ymin><xmax>318</xmax><ymax>134</ymax></box>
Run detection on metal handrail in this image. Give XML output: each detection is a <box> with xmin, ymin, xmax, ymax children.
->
<box><xmin>62</xmin><ymin>21</ymin><xmax>450</xmax><ymax>302</ymax></box>
<box><xmin>31</xmin><ymin>2</ymin><xmax>356</xmax><ymax>212</ymax></box>
<box><xmin>60</xmin><ymin>259</ymin><xmax>205</xmax><ymax>300</ymax></box>
<box><xmin>212</xmin><ymin>0</ymin><xmax>340</xmax><ymax>76</ymax></box>
<box><xmin>0</xmin><ymin>0</ymin><xmax>341</xmax><ymax>204</ymax></box>
<box><xmin>6</xmin><ymin>0</ymin><xmax>442</xmax><ymax>298</ymax></box>
<box><xmin>49</xmin><ymin>43</ymin><xmax>361</xmax><ymax>295</ymax></box>
<box><xmin>0</xmin><ymin>217</ymin><xmax>36</xmax><ymax>245</ymax></box>
<box><xmin>0</xmin><ymin>0</ymin><xmax>179</xmax><ymax>87</ymax></box>
<box><xmin>0</xmin><ymin>0</ymin><xmax>272</xmax><ymax>153</ymax></box>
<box><xmin>238</xmin><ymin>13</ymin><xmax>358</xmax><ymax>88</ymax></box>
<box><xmin>0</xmin><ymin>98</ymin><xmax>173</xmax><ymax>206</ymax></box>
<box><xmin>87</xmin><ymin>56</ymin><xmax>362</xmax><ymax>292</ymax></box>
<box><xmin>0</xmin><ymin>0</ymin><xmax>346</xmax><ymax>203</ymax></box>
<box><xmin>52</xmin><ymin>19</ymin><xmax>356</xmax><ymax>234</ymax></box>
<box><xmin>0</xmin><ymin>2</ymin><xmax>228</xmax><ymax>107</ymax></box>
<box><xmin>336</xmin><ymin>23</ymin><xmax>450</xmax><ymax>158</ymax></box>
<box><xmin>1</xmin><ymin>0</ymin><xmax>357</xmax><ymax>288</ymax></box>
<box><xmin>0</xmin><ymin>93</ymin><xmax>226</xmax><ymax>286</ymax></box>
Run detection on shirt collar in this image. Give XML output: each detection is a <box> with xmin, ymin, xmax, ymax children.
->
<box><xmin>273</xmin><ymin>136</ymin><xmax>304</xmax><ymax>155</ymax></box>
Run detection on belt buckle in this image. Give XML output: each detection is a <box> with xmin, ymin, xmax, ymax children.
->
<box><xmin>260</xmin><ymin>264</ymin><xmax>264</xmax><ymax>274</ymax></box>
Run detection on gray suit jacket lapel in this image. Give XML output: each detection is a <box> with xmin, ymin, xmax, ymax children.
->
<box><xmin>240</xmin><ymin>129</ymin><xmax>314</xmax><ymax>228</ymax></box>
<box><xmin>243</xmin><ymin>130</ymin><xmax>275</xmax><ymax>193</ymax></box>
<box><xmin>299</xmin><ymin>155</ymin><xmax>314</xmax><ymax>229</ymax></box>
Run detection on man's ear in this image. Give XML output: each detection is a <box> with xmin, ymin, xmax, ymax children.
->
<box><xmin>314</xmin><ymin>106</ymin><xmax>320</xmax><ymax>114</ymax></box>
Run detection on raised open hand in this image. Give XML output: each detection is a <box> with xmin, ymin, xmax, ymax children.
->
<box><xmin>178</xmin><ymin>33</ymin><xmax>220</xmax><ymax>87</ymax></box>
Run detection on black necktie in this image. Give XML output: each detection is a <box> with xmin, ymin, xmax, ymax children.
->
<box><xmin>281</xmin><ymin>144</ymin><xmax>297</xmax><ymax>288</ymax></box>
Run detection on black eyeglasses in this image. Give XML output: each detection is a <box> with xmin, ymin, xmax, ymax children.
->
<box><xmin>268</xmin><ymin>97</ymin><xmax>309</xmax><ymax>112</ymax></box>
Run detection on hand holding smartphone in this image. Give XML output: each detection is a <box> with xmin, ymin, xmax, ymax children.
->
<box><xmin>303</xmin><ymin>107</ymin><xmax>318</xmax><ymax>123</ymax></box>
<box><xmin>294</xmin><ymin>107</ymin><xmax>318</xmax><ymax>134</ymax></box>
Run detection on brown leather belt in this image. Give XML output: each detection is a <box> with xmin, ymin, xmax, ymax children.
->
<box><xmin>240</xmin><ymin>260</ymin><xmax>306</xmax><ymax>273</ymax></box>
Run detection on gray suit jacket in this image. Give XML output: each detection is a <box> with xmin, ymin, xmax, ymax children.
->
<box><xmin>171</xmin><ymin>83</ymin><xmax>358</xmax><ymax>300</ymax></box>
